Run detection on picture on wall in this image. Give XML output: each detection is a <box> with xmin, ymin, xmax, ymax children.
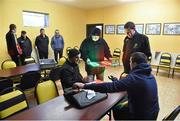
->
<box><xmin>116</xmin><ymin>24</ymin><xmax>125</xmax><ymax>34</ymax></box>
<box><xmin>105</xmin><ymin>25</ymin><xmax>115</xmax><ymax>34</ymax></box>
<box><xmin>145</xmin><ymin>23</ymin><xmax>161</xmax><ymax>35</ymax></box>
<box><xmin>135</xmin><ymin>24</ymin><xmax>144</xmax><ymax>34</ymax></box>
<box><xmin>163</xmin><ymin>23</ymin><xmax>180</xmax><ymax>35</ymax></box>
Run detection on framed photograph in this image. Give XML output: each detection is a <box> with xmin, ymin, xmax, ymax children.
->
<box><xmin>135</xmin><ymin>24</ymin><xmax>144</xmax><ymax>34</ymax></box>
<box><xmin>145</xmin><ymin>23</ymin><xmax>161</xmax><ymax>35</ymax></box>
<box><xmin>105</xmin><ymin>25</ymin><xmax>115</xmax><ymax>34</ymax></box>
<box><xmin>116</xmin><ymin>24</ymin><xmax>125</xmax><ymax>34</ymax></box>
<box><xmin>163</xmin><ymin>23</ymin><xmax>180</xmax><ymax>35</ymax></box>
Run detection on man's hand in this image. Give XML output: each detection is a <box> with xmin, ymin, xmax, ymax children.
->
<box><xmin>73</xmin><ymin>82</ymin><xmax>85</xmax><ymax>90</ymax></box>
<box><xmin>108</xmin><ymin>58</ymin><xmax>112</xmax><ymax>62</ymax></box>
<box><xmin>108</xmin><ymin>75</ymin><xmax>118</xmax><ymax>81</ymax></box>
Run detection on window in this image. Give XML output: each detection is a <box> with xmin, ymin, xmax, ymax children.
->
<box><xmin>22</xmin><ymin>11</ymin><xmax>49</xmax><ymax>27</ymax></box>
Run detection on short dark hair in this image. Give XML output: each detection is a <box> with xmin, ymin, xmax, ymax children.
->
<box><xmin>21</xmin><ymin>30</ymin><xmax>26</xmax><ymax>35</ymax></box>
<box><xmin>68</xmin><ymin>48</ymin><xmax>80</xmax><ymax>58</ymax></box>
<box><xmin>9</xmin><ymin>24</ymin><xmax>16</xmax><ymax>30</ymax></box>
<box><xmin>124</xmin><ymin>21</ymin><xmax>135</xmax><ymax>29</ymax></box>
<box><xmin>131</xmin><ymin>52</ymin><xmax>147</xmax><ymax>64</ymax></box>
<box><xmin>40</xmin><ymin>28</ymin><xmax>45</xmax><ymax>32</ymax></box>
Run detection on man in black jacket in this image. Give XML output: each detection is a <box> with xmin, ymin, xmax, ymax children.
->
<box><xmin>35</xmin><ymin>28</ymin><xmax>49</xmax><ymax>59</ymax></box>
<box><xmin>80</xmin><ymin>28</ymin><xmax>112</xmax><ymax>81</ymax></box>
<box><xmin>73</xmin><ymin>52</ymin><xmax>159</xmax><ymax>120</ymax></box>
<box><xmin>6</xmin><ymin>24</ymin><xmax>21</xmax><ymax>66</ymax></box>
<box><xmin>18</xmin><ymin>31</ymin><xmax>32</xmax><ymax>65</ymax></box>
<box><xmin>122</xmin><ymin>21</ymin><xmax>152</xmax><ymax>74</ymax></box>
<box><xmin>60</xmin><ymin>49</ymin><xmax>87</xmax><ymax>89</ymax></box>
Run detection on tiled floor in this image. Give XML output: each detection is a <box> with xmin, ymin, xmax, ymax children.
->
<box><xmin>25</xmin><ymin>62</ymin><xmax>180</xmax><ymax>120</ymax></box>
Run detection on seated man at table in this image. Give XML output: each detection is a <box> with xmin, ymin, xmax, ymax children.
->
<box><xmin>73</xmin><ymin>52</ymin><xmax>159</xmax><ymax>120</ymax></box>
<box><xmin>60</xmin><ymin>48</ymin><xmax>88</xmax><ymax>89</ymax></box>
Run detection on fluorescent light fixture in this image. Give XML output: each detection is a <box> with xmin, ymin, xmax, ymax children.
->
<box><xmin>119</xmin><ymin>0</ymin><xmax>143</xmax><ymax>2</ymax></box>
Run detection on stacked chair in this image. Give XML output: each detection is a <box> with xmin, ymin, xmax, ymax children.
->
<box><xmin>156</xmin><ymin>53</ymin><xmax>172</xmax><ymax>77</ymax></box>
<box><xmin>111</xmin><ymin>48</ymin><xmax>121</xmax><ymax>66</ymax></box>
<box><xmin>66</xmin><ymin>47</ymin><xmax>72</xmax><ymax>57</ymax></box>
<box><xmin>172</xmin><ymin>55</ymin><xmax>180</xmax><ymax>78</ymax></box>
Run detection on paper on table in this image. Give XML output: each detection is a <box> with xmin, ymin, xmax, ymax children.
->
<box><xmin>85</xmin><ymin>90</ymin><xmax>96</xmax><ymax>99</ymax></box>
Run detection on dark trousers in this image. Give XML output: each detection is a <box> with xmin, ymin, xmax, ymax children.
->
<box><xmin>20</xmin><ymin>55</ymin><xmax>26</xmax><ymax>65</ymax></box>
<box><xmin>122</xmin><ymin>60</ymin><xmax>130</xmax><ymax>74</ymax></box>
<box><xmin>39</xmin><ymin>51</ymin><xmax>48</xmax><ymax>59</ymax></box>
<box><xmin>113</xmin><ymin>105</ymin><xmax>159</xmax><ymax>120</ymax></box>
<box><xmin>10</xmin><ymin>55</ymin><xmax>21</xmax><ymax>66</ymax></box>
<box><xmin>85</xmin><ymin>64</ymin><xmax>105</xmax><ymax>81</ymax></box>
<box><xmin>54</xmin><ymin>49</ymin><xmax>63</xmax><ymax>62</ymax></box>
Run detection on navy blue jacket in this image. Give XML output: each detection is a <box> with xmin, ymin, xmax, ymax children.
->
<box><xmin>35</xmin><ymin>35</ymin><xmax>49</xmax><ymax>53</ymax></box>
<box><xmin>17</xmin><ymin>36</ymin><xmax>32</xmax><ymax>57</ymax></box>
<box><xmin>84</xmin><ymin>63</ymin><xmax>159</xmax><ymax>118</ymax></box>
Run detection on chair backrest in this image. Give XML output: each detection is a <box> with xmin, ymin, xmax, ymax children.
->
<box><xmin>163</xmin><ymin>105</ymin><xmax>180</xmax><ymax>121</ymax></box>
<box><xmin>24</xmin><ymin>57</ymin><xmax>36</xmax><ymax>65</ymax></box>
<box><xmin>58</xmin><ymin>56</ymin><xmax>66</xmax><ymax>66</ymax></box>
<box><xmin>66</xmin><ymin>47</ymin><xmax>72</xmax><ymax>56</ymax></box>
<box><xmin>0</xmin><ymin>78</ymin><xmax>13</xmax><ymax>92</ymax></box>
<box><xmin>113</xmin><ymin>48</ymin><xmax>121</xmax><ymax>58</ymax></box>
<box><xmin>0</xmin><ymin>87</ymin><xmax>28</xmax><ymax>119</ymax></box>
<box><xmin>49</xmin><ymin>67</ymin><xmax>62</xmax><ymax>81</ymax></box>
<box><xmin>1</xmin><ymin>60</ymin><xmax>16</xmax><ymax>70</ymax></box>
<box><xmin>74</xmin><ymin>46</ymin><xmax>79</xmax><ymax>50</ymax></box>
<box><xmin>19</xmin><ymin>71</ymin><xmax>41</xmax><ymax>90</ymax></box>
<box><xmin>159</xmin><ymin>53</ymin><xmax>171</xmax><ymax>66</ymax></box>
<box><xmin>35</xmin><ymin>80</ymin><xmax>59</xmax><ymax>104</ymax></box>
<box><xmin>175</xmin><ymin>55</ymin><xmax>180</xmax><ymax>67</ymax></box>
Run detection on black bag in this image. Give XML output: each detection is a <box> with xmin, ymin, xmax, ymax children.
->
<box><xmin>64</xmin><ymin>87</ymin><xmax>108</xmax><ymax>108</ymax></box>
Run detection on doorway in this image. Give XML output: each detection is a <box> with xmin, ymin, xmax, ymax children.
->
<box><xmin>86</xmin><ymin>23</ymin><xmax>104</xmax><ymax>38</ymax></box>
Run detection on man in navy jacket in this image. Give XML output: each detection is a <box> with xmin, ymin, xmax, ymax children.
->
<box><xmin>73</xmin><ymin>52</ymin><xmax>159</xmax><ymax>120</ymax></box>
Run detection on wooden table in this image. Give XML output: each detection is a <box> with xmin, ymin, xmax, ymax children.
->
<box><xmin>0</xmin><ymin>64</ymin><xmax>40</xmax><ymax>78</ymax></box>
<box><xmin>7</xmin><ymin>92</ymin><xmax>126</xmax><ymax>120</ymax></box>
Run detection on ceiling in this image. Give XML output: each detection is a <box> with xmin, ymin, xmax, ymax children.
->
<box><xmin>47</xmin><ymin>0</ymin><xmax>148</xmax><ymax>9</ymax></box>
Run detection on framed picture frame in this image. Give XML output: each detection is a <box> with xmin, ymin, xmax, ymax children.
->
<box><xmin>163</xmin><ymin>23</ymin><xmax>180</xmax><ymax>35</ymax></box>
<box><xmin>145</xmin><ymin>23</ymin><xmax>161</xmax><ymax>35</ymax></box>
<box><xmin>116</xmin><ymin>24</ymin><xmax>125</xmax><ymax>34</ymax></box>
<box><xmin>105</xmin><ymin>25</ymin><xmax>115</xmax><ymax>34</ymax></box>
<box><xmin>135</xmin><ymin>24</ymin><xmax>144</xmax><ymax>34</ymax></box>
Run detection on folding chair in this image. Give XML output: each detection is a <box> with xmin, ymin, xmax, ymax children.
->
<box><xmin>172</xmin><ymin>55</ymin><xmax>180</xmax><ymax>78</ymax></box>
<box><xmin>58</xmin><ymin>56</ymin><xmax>67</xmax><ymax>66</ymax></box>
<box><xmin>35</xmin><ymin>80</ymin><xmax>59</xmax><ymax>104</ymax></box>
<box><xmin>0</xmin><ymin>87</ymin><xmax>28</xmax><ymax>119</ymax></box>
<box><xmin>1</xmin><ymin>59</ymin><xmax>16</xmax><ymax>70</ymax></box>
<box><xmin>156</xmin><ymin>53</ymin><xmax>171</xmax><ymax>77</ymax></box>
<box><xmin>111</xmin><ymin>48</ymin><xmax>121</xmax><ymax>66</ymax></box>
<box><xmin>163</xmin><ymin>105</ymin><xmax>180</xmax><ymax>120</ymax></box>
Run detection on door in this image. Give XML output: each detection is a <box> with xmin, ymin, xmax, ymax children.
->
<box><xmin>86</xmin><ymin>23</ymin><xmax>104</xmax><ymax>38</ymax></box>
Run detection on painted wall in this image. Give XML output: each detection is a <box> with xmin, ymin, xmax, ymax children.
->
<box><xmin>87</xmin><ymin>0</ymin><xmax>180</xmax><ymax>54</ymax></box>
<box><xmin>0</xmin><ymin>0</ymin><xmax>87</xmax><ymax>64</ymax></box>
